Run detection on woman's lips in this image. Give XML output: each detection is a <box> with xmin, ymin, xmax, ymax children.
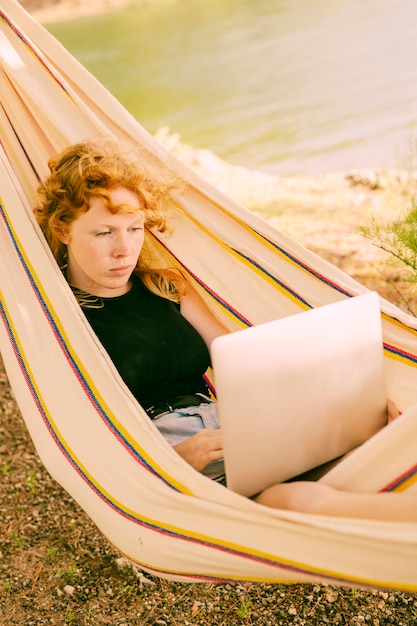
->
<box><xmin>110</xmin><ymin>266</ymin><xmax>131</xmax><ymax>275</ymax></box>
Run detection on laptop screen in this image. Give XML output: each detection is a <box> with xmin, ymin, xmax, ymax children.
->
<box><xmin>210</xmin><ymin>292</ymin><xmax>387</xmax><ymax>497</ymax></box>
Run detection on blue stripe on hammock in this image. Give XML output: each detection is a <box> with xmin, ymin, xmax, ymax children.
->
<box><xmin>0</xmin><ymin>200</ymin><xmax>183</xmax><ymax>490</ymax></box>
<box><xmin>253</xmin><ymin>229</ymin><xmax>355</xmax><ymax>296</ymax></box>
<box><xmin>0</xmin><ymin>296</ymin><xmax>178</xmax><ymax>487</ymax></box>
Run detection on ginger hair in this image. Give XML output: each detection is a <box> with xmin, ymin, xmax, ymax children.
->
<box><xmin>34</xmin><ymin>138</ymin><xmax>185</xmax><ymax>301</ymax></box>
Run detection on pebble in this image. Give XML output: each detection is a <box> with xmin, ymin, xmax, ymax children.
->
<box><xmin>325</xmin><ymin>588</ymin><xmax>339</xmax><ymax>603</ymax></box>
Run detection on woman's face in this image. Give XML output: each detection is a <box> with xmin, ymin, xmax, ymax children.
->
<box><xmin>61</xmin><ymin>186</ymin><xmax>145</xmax><ymax>297</ymax></box>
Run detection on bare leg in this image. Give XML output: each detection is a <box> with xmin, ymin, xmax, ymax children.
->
<box><xmin>254</xmin><ymin>481</ymin><xmax>417</xmax><ymax>522</ymax></box>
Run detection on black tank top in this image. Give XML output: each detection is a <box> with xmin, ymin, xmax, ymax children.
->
<box><xmin>80</xmin><ymin>276</ymin><xmax>211</xmax><ymax>409</ymax></box>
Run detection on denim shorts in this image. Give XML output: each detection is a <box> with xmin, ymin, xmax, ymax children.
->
<box><xmin>154</xmin><ymin>400</ymin><xmax>225</xmax><ymax>481</ymax></box>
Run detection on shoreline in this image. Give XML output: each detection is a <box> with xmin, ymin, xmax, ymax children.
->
<box><xmin>20</xmin><ymin>0</ymin><xmax>157</xmax><ymax>23</ymax></box>
<box><xmin>155</xmin><ymin>127</ymin><xmax>416</xmax><ymax>287</ymax></box>
<box><xmin>14</xmin><ymin>2</ymin><xmax>417</xmax><ymax>312</ymax></box>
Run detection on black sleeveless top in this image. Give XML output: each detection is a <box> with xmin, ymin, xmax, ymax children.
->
<box><xmin>80</xmin><ymin>276</ymin><xmax>211</xmax><ymax>409</ymax></box>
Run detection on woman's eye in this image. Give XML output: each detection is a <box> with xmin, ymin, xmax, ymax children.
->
<box><xmin>130</xmin><ymin>226</ymin><xmax>144</xmax><ymax>232</ymax></box>
<box><xmin>96</xmin><ymin>231</ymin><xmax>111</xmax><ymax>237</ymax></box>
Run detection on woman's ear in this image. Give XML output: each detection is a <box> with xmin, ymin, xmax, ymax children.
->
<box><xmin>54</xmin><ymin>224</ymin><xmax>70</xmax><ymax>245</ymax></box>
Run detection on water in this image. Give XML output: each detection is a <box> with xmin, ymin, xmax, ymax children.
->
<box><xmin>47</xmin><ymin>0</ymin><xmax>417</xmax><ymax>175</ymax></box>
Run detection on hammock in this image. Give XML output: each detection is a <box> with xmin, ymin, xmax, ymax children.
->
<box><xmin>2</xmin><ymin>0</ymin><xmax>417</xmax><ymax>591</ymax></box>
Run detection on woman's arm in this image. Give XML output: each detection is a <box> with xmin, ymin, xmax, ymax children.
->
<box><xmin>179</xmin><ymin>282</ymin><xmax>229</xmax><ymax>347</ymax></box>
<box><xmin>168</xmin><ymin>283</ymin><xmax>226</xmax><ymax>471</ymax></box>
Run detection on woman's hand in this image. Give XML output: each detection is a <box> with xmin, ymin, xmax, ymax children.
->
<box><xmin>173</xmin><ymin>429</ymin><xmax>223</xmax><ymax>472</ymax></box>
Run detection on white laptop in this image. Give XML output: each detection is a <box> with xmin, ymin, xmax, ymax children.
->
<box><xmin>210</xmin><ymin>292</ymin><xmax>387</xmax><ymax>497</ymax></box>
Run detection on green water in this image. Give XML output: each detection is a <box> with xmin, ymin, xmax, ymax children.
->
<box><xmin>48</xmin><ymin>0</ymin><xmax>417</xmax><ymax>175</ymax></box>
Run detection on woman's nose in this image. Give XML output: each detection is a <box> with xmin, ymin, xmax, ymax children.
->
<box><xmin>112</xmin><ymin>234</ymin><xmax>130</xmax><ymax>257</ymax></box>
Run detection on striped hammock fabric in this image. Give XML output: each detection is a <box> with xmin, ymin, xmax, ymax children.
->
<box><xmin>2</xmin><ymin>0</ymin><xmax>417</xmax><ymax>591</ymax></box>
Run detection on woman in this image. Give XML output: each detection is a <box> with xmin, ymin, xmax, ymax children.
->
<box><xmin>35</xmin><ymin>139</ymin><xmax>417</xmax><ymax>522</ymax></box>
<box><xmin>35</xmin><ymin>139</ymin><xmax>227</xmax><ymax>476</ymax></box>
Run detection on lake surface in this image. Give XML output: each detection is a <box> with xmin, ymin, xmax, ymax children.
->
<box><xmin>48</xmin><ymin>0</ymin><xmax>417</xmax><ymax>175</ymax></box>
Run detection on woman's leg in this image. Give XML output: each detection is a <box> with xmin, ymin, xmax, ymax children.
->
<box><xmin>254</xmin><ymin>481</ymin><xmax>417</xmax><ymax>522</ymax></box>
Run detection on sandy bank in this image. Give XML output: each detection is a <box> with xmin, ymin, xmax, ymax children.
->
<box><xmin>155</xmin><ymin>128</ymin><xmax>417</xmax><ymax>309</ymax></box>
